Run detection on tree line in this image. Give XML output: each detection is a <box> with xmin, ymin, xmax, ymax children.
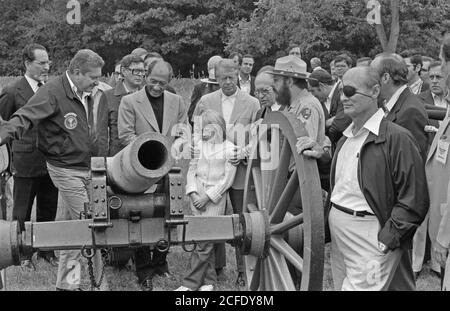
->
<box><xmin>0</xmin><ymin>0</ymin><xmax>448</xmax><ymax>77</ymax></box>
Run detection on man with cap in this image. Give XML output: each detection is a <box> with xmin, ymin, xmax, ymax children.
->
<box><xmin>270</xmin><ymin>55</ymin><xmax>326</xmax><ymax>147</ymax></box>
<box><xmin>188</xmin><ymin>56</ymin><xmax>222</xmax><ymax>126</ymax></box>
<box><xmin>308</xmin><ymin>68</ymin><xmax>351</xmax><ymax>149</ymax></box>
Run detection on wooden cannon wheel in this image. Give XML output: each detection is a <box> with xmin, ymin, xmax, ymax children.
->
<box><xmin>241</xmin><ymin>111</ymin><xmax>324</xmax><ymax>291</ymax></box>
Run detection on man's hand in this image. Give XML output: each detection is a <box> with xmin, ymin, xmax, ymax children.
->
<box><xmin>229</xmin><ymin>147</ymin><xmax>245</xmax><ymax>166</ymax></box>
<box><xmin>325</xmin><ymin>117</ymin><xmax>335</xmax><ymax>129</ymax></box>
<box><xmin>193</xmin><ymin>192</ymin><xmax>210</xmax><ymax>211</ymax></box>
<box><xmin>432</xmin><ymin>241</ymin><xmax>449</xmax><ymax>267</ymax></box>
<box><xmin>296</xmin><ymin>137</ymin><xmax>325</xmax><ymax>159</ymax></box>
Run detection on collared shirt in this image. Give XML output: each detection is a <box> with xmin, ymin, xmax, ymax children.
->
<box><xmin>66</xmin><ymin>71</ymin><xmax>90</xmax><ymax>117</ymax></box>
<box><xmin>409</xmin><ymin>78</ymin><xmax>424</xmax><ymax>95</ymax></box>
<box><xmin>385</xmin><ymin>84</ymin><xmax>408</xmax><ymax>113</ymax></box>
<box><xmin>325</xmin><ymin>82</ymin><xmax>339</xmax><ymax>114</ymax></box>
<box><xmin>145</xmin><ymin>86</ymin><xmax>164</xmax><ymax>133</ymax></box>
<box><xmin>271</xmin><ymin>103</ymin><xmax>281</xmax><ymax>111</ymax></box>
<box><xmin>331</xmin><ymin>108</ymin><xmax>384</xmax><ymax>213</ymax></box>
<box><xmin>312</xmin><ymin>66</ymin><xmax>323</xmax><ymax>71</ymax></box>
<box><xmin>221</xmin><ymin>89</ymin><xmax>237</xmax><ymax>124</ymax></box>
<box><xmin>432</xmin><ymin>92</ymin><xmax>447</xmax><ymax>109</ymax></box>
<box><xmin>24</xmin><ymin>74</ymin><xmax>42</xmax><ymax>93</ymax></box>
<box><xmin>239</xmin><ymin>74</ymin><xmax>251</xmax><ymax>95</ymax></box>
<box><xmin>289</xmin><ymin>89</ymin><xmax>326</xmax><ymax>145</ymax></box>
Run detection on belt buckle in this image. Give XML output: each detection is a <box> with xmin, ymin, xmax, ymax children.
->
<box><xmin>353</xmin><ymin>210</ymin><xmax>358</xmax><ymax>217</ymax></box>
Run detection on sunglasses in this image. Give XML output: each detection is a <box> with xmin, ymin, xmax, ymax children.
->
<box><xmin>341</xmin><ymin>85</ymin><xmax>372</xmax><ymax>98</ymax></box>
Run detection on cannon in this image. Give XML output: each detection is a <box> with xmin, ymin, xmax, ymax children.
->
<box><xmin>0</xmin><ymin>111</ymin><xmax>325</xmax><ymax>291</ymax></box>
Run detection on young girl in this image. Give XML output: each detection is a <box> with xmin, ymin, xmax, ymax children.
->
<box><xmin>176</xmin><ymin>109</ymin><xmax>237</xmax><ymax>291</ymax></box>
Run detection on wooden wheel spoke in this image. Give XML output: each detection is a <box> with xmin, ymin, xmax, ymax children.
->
<box><xmin>267</xmin><ymin>138</ymin><xmax>291</xmax><ymax>214</ymax></box>
<box><xmin>248</xmin><ymin>258</ymin><xmax>261</xmax><ymax>291</ymax></box>
<box><xmin>271</xmin><ymin>236</ymin><xmax>303</xmax><ymax>273</ymax></box>
<box><xmin>269</xmin><ymin>169</ymin><xmax>299</xmax><ymax>224</ymax></box>
<box><xmin>265</xmin><ymin>248</ymin><xmax>296</xmax><ymax>291</ymax></box>
<box><xmin>247</xmin><ymin>203</ymin><xmax>258</xmax><ymax>213</ymax></box>
<box><xmin>252</xmin><ymin>167</ymin><xmax>263</xmax><ymax>209</ymax></box>
<box><xmin>271</xmin><ymin>214</ymin><xmax>303</xmax><ymax>235</ymax></box>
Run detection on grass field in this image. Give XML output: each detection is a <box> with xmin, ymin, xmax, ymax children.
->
<box><xmin>0</xmin><ymin>77</ymin><xmax>442</xmax><ymax>291</ymax></box>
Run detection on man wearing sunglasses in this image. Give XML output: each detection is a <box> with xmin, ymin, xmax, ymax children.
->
<box><xmin>298</xmin><ymin>66</ymin><xmax>428</xmax><ymax>290</ymax></box>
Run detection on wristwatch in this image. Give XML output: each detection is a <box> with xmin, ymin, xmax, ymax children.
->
<box><xmin>378</xmin><ymin>242</ymin><xmax>388</xmax><ymax>253</ymax></box>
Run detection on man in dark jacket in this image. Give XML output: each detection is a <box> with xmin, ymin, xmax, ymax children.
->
<box><xmin>298</xmin><ymin>66</ymin><xmax>428</xmax><ymax>290</ymax></box>
<box><xmin>0</xmin><ymin>43</ymin><xmax>58</xmax><ymax>268</ymax></box>
<box><xmin>0</xmin><ymin>49</ymin><xmax>108</xmax><ymax>291</ymax></box>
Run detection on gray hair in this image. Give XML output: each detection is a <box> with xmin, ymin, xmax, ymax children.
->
<box><xmin>215</xmin><ymin>59</ymin><xmax>239</xmax><ymax>78</ymax></box>
<box><xmin>68</xmin><ymin>49</ymin><xmax>105</xmax><ymax>74</ymax></box>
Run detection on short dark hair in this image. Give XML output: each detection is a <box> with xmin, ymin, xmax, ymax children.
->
<box><xmin>22</xmin><ymin>43</ymin><xmax>47</xmax><ymax>64</ymax></box>
<box><xmin>429</xmin><ymin>61</ymin><xmax>442</xmax><ymax>71</ymax></box>
<box><xmin>356</xmin><ymin>57</ymin><xmax>372</xmax><ymax>65</ymax></box>
<box><xmin>121</xmin><ymin>54</ymin><xmax>144</xmax><ymax>69</ymax></box>
<box><xmin>410</xmin><ymin>54</ymin><xmax>423</xmax><ymax>69</ymax></box>
<box><xmin>229</xmin><ymin>52</ymin><xmax>242</xmax><ymax>65</ymax></box>
<box><xmin>242</xmin><ymin>54</ymin><xmax>254</xmax><ymax>61</ymax></box>
<box><xmin>373</xmin><ymin>53</ymin><xmax>408</xmax><ymax>86</ymax></box>
<box><xmin>334</xmin><ymin>54</ymin><xmax>353</xmax><ymax>67</ymax></box>
<box><xmin>144</xmin><ymin>52</ymin><xmax>163</xmax><ymax>62</ymax></box>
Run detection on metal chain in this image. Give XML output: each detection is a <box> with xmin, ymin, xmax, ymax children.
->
<box><xmin>86</xmin><ymin>248</ymin><xmax>109</xmax><ymax>291</ymax></box>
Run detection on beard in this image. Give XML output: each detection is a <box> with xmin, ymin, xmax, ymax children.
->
<box><xmin>276</xmin><ymin>81</ymin><xmax>291</xmax><ymax>107</ymax></box>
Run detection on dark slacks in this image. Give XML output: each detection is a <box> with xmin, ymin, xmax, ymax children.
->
<box><xmin>229</xmin><ymin>188</ymin><xmax>244</xmax><ymax>273</ymax></box>
<box><xmin>182</xmin><ymin>242</ymin><xmax>216</xmax><ymax>290</ymax></box>
<box><xmin>12</xmin><ymin>174</ymin><xmax>58</xmax><ymax>260</ymax></box>
<box><xmin>387</xmin><ymin>249</ymin><xmax>416</xmax><ymax>291</ymax></box>
<box><xmin>134</xmin><ymin>247</ymin><xmax>169</xmax><ymax>283</ymax></box>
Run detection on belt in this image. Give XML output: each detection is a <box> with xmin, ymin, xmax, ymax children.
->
<box><xmin>332</xmin><ymin>203</ymin><xmax>375</xmax><ymax>217</ymax></box>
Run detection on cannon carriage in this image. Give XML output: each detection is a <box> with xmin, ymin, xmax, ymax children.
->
<box><xmin>0</xmin><ymin>111</ymin><xmax>326</xmax><ymax>291</ymax></box>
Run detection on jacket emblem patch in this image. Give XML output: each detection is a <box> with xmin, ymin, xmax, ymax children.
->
<box><xmin>64</xmin><ymin>113</ymin><xmax>78</xmax><ymax>130</ymax></box>
<box><xmin>300</xmin><ymin>107</ymin><xmax>311</xmax><ymax>120</ymax></box>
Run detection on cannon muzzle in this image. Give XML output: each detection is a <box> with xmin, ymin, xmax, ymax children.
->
<box><xmin>0</xmin><ymin>220</ymin><xmax>21</xmax><ymax>270</ymax></box>
<box><xmin>106</xmin><ymin>132</ymin><xmax>174</xmax><ymax>194</ymax></box>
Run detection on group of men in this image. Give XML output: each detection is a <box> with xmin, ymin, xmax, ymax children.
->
<box><xmin>1</xmin><ymin>35</ymin><xmax>450</xmax><ymax>291</ymax></box>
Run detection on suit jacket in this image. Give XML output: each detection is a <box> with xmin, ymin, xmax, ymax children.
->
<box><xmin>237</xmin><ymin>75</ymin><xmax>256</xmax><ymax>97</ymax></box>
<box><xmin>419</xmin><ymin>90</ymin><xmax>440</xmax><ymax>150</ymax></box>
<box><xmin>118</xmin><ymin>88</ymin><xmax>188</xmax><ymax>146</ymax></box>
<box><xmin>326</xmin><ymin>82</ymin><xmax>352</xmax><ymax>146</ymax></box>
<box><xmin>0</xmin><ymin>77</ymin><xmax>47</xmax><ymax>177</ymax></box>
<box><xmin>188</xmin><ymin>82</ymin><xmax>220</xmax><ymax>127</ymax></box>
<box><xmin>193</xmin><ymin>89</ymin><xmax>260</xmax><ymax>189</ymax></box>
<box><xmin>386</xmin><ymin>88</ymin><xmax>429</xmax><ymax>161</ymax></box>
<box><xmin>426</xmin><ymin>113</ymin><xmax>450</xmax><ymax>251</ymax></box>
<box><xmin>255</xmin><ymin>105</ymin><xmax>285</xmax><ymax>120</ymax></box>
<box><xmin>100</xmin><ymin>81</ymin><xmax>130</xmax><ymax>156</ymax></box>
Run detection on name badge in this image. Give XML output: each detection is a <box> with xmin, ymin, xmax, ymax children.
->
<box><xmin>436</xmin><ymin>139</ymin><xmax>449</xmax><ymax>164</ymax></box>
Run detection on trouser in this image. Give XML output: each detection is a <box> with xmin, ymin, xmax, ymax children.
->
<box><xmin>214</xmin><ymin>243</ymin><xmax>226</xmax><ymax>270</ymax></box>
<box><xmin>412</xmin><ymin>212</ymin><xmax>440</xmax><ymax>273</ymax></box>
<box><xmin>134</xmin><ymin>247</ymin><xmax>169</xmax><ymax>283</ymax></box>
<box><xmin>329</xmin><ymin>207</ymin><xmax>407</xmax><ymax>291</ymax></box>
<box><xmin>444</xmin><ymin>257</ymin><xmax>450</xmax><ymax>290</ymax></box>
<box><xmin>13</xmin><ymin>174</ymin><xmax>58</xmax><ymax>260</ymax></box>
<box><xmin>182</xmin><ymin>242</ymin><xmax>216</xmax><ymax>290</ymax></box>
<box><xmin>47</xmin><ymin>163</ymin><xmax>104</xmax><ymax>290</ymax></box>
<box><xmin>229</xmin><ymin>188</ymin><xmax>244</xmax><ymax>273</ymax></box>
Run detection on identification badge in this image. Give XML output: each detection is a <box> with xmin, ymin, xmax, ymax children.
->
<box><xmin>436</xmin><ymin>140</ymin><xmax>449</xmax><ymax>164</ymax></box>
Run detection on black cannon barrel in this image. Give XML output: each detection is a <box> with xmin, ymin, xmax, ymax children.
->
<box><xmin>106</xmin><ymin>132</ymin><xmax>174</xmax><ymax>194</ymax></box>
<box><xmin>109</xmin><ymin>193</ymin><xmax>167</xmax><ymax>219</ymax></box>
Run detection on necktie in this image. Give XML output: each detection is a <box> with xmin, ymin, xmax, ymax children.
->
<box><xmin>86</xmin><ymin>95</ymin><xmax>95</xmax><ymax>137</ymax></box>
<box><xmin>382</xmin><ymin>100</ymin><xmax>389</xmax><ymax>117</ymax></box>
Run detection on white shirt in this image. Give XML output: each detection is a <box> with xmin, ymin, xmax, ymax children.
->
<box><xmin>24</xmin><ymin>75</ymin><xmax>42</xmax><ymax>93</ymax></box>
<box><xmin>409</xmin><ymin>78</ymin><xmax>424</xmax><ymax>95</ymax></box>
<box><xmin>330</xmin><ymin>108</ymin><xmax>384</xmax><ymax>213</ymax></box>
<box><xmin>325</xmin><ymin>82</ymin><xmax>339</xmax><ymax>113</ymax></box>
<box><xmin>239</xmin><ymin>74</ymin><xmax>251</xmax><ymax>95</ymax></box>
<box><xmin>432</xmin><ymin>92</ymin><xmax>447</xmax><ymax>109</ymax></box>
<box><xmin>271</xmin><ymin>103</ymin><xmax>281</xmax><ymax>111</ymax></box>
<box><xmin>66</xmin><ymin>71</ymin><xmax>90</xmax><ymax>117</ymax></box>
<box><xmin>221</xmin><ymin>90</ymin><xmax>237</xmax><ymax>124</ymax></box>
<box><xmin>312</xmin><ymin>66</ymin><xmax>323</xmax><ymax>71</ymax></box>
<box><xmin>384</xmin><ymin>85</ymin><xmax>408</xmax><ymax>113</ymax></box>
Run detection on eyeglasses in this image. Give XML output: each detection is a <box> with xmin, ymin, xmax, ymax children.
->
<box><xmin>341</xmin><ymin>85</ymin><xmax>372</xmax><ymax>98</ymax></box>
<box><xmin>126</xmin><ymin>68</ymin><xmax>147</xmax><ymax>76</ymax></box>
<box><xmin>148</xmin><ymin>78</ymin><xmax>168</xmax><ymax>88</ymax></box>
<box><xmin>32</xmin><ymin>60</ymin><xmax>52</xmax><ymax>66</ymax></box>
<box><xmin>255</xmin><ymin>87</ymin><xmax>274</xmax><ymax>96</ymax></box>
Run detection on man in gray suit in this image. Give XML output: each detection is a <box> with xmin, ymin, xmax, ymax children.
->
<box><xmin>118</xmin><ymin>60</ymin><xmax>188</xmax><ymax>290</ymax></box>
<box><xmin>193</xmin><ymin>59</ymin><xmax>260</xmax><ymax>286</ymax></box>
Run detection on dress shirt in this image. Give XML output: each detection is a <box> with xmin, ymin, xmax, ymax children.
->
<box><xmin>325</xmin><ymin>82</ymin><xmax>339</xmax><ymax>114</ymax></box>
<box><xmin>221</xmin><ymin>89</ymin><xmax>237</xmax><ymax>124</ymax></box>
<box><xmin>271</xmin><ymin>103</ymin><xmax>281</xmax><ymax>111</ymax></box>
<box><xmin>385</xmin><ymin>85</ymin><xmax>408</xmax><ymax>113</ymax></box>
<box><xmin>432</xmin><ymin>92</ymin><xmax>447</xmax><ymax>109</ymax></box>
<box><xmin>24</xmin><ymin>75</ymin><xmax>42</xmax><ymax>93</ymax></box>
<box><xmin>239</xmin><ymin>74</ymin><xmax>251</xmax><ymax>94</ymax></box>
<box><xmin>66</xmin><ymin>71</ymin><xmax>90</xmax><ymax>117</ymax></box>
<box><xmin>331</xmin><ymin>108</ymin><xmax>384</xmax><ymax>213</ymax></box>
<box><xmin>409</xmin><ymin>78</ymin><xmax>424</xmax><ymax>95</ymax></box>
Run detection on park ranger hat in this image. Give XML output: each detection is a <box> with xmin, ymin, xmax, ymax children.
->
<box><xmin>270</xmin><ymin>55</ymin><xmax>310</xmax><ymax>79</ymax></box>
